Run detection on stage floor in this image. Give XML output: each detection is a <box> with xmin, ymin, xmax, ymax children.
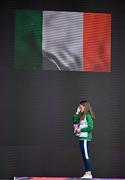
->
<box><xmin>13</xmin><ymin>177</ymin><xmax>125</xmax><ymax>180</ymax></box>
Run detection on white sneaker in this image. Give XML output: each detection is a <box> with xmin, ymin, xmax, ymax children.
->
<box><xmin>81</xmin><ymin>173</ymin><xmax>93</xmax><ymax>179</ymax></box>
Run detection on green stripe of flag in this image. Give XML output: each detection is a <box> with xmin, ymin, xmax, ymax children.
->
<box><xmin>15</xmin><ymin>10</ymin><xmax>42</xmax><ymax>69</ymax></box>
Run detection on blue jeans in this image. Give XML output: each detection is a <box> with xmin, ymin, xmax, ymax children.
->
<box><xmin>79</xmin><ymin>140</ymin><xmax>92</xmax><ymax>171</ymax></box>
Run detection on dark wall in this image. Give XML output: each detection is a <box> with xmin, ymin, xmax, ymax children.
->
<box><xmin>0</xmin><ymin>0</ymin><xmax>125</xmax><ymax>178</ymax></box>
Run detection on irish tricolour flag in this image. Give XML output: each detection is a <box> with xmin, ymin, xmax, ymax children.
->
<box><xmin>15</xmin><ymin>10</ymin><xmax>111</xmax><ymax>72</ymax></box>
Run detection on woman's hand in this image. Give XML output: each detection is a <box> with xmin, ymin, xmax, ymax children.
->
<box><xmin>76</xmin><ymin>128</ymin><xmax>81</xmax><ymax>133</ymax></box>
<box><xmin>76</xmin><ymin>106</ymin><xmax>81</xmax><ymax>114</ymax></box>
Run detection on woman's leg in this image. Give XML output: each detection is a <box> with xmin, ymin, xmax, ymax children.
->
<box><xmin>79</xmin><ymin>140</ymin><xmax>92</xmax><ymax>172</ymax></box>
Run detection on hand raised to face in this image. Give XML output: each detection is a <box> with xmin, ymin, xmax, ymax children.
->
<box><xmin>76</xmin><ymin>104</ymin><xmax>85</xmax><ymax>114</ymax></box>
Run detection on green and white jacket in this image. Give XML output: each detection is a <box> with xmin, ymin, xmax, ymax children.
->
<box><xmin>73</xmin><ymin>112</ymin><xmax>94</xmax><ymax>141</ymax></box>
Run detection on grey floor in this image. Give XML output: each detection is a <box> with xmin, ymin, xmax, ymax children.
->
<box><xmin>13</xmin><ymin>178</ymin><xmax>125</xmax><ymax>180</ymax></box>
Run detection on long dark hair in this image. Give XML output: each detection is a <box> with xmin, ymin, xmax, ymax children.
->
<box><xmin>79</xmin><ymin>100</ymin><xmax>96</xmax><ymax>120</ymax></box>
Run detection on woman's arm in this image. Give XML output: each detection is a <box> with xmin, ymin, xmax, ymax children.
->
<box><xmin>73</xmin><ymin>114</ymin><xmax>79</xmax><ymax>124</ymax></box>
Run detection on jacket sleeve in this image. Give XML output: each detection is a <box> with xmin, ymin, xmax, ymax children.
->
<box><xmin>80</xmin><ymin>113</ymin><xmax>94</xmax><ymax>132</ymax></box>
<box><xmin>73</xmin><ymin>114</ymin><xmax>79</xmax><ymax>124</ymax></box>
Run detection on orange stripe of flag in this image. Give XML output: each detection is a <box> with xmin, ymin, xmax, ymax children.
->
<box><xmin>83</xmin><ymin>12</ymin><xmax>111</xmax><ymax>72</ymax></box>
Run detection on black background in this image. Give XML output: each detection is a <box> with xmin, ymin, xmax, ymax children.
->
<box><xmin>0</xmin><ymin>0</ymin><xmax>125</xmax><ymax>178</ymax></box>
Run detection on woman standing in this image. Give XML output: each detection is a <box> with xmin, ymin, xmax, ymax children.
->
<box><xmin>73</xmin><ymin>100</ymin><xmax>95</xmax><ymax>178</ymax></box>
